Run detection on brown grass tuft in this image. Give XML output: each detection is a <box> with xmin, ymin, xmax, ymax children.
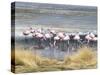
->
<box><xmin>64</xmin><ymin>47</ymin><xmax>97</xmax><ymax>69</ymax></box>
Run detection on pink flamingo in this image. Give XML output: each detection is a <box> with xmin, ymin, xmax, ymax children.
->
<box><xmin>85</xmin><ymin>32</ymin><xmax>95</xmax><ymax>46</ymax></box>
<box><xmin>73</xmin><ymin>33</ymin><xmax>81</xmax><ymax>49</ymax></box>
<box><xmin>90</xmin><ymin>36</ymin><xmax>97</xmax><ymax>47</ymax></box>
<box><xmin>57</xmin><ymin>32</ymin><xmax>65</xmax><ymax>39</ymax></box>
<box><xmin>44</xmin><ymin>33</ymin><xmax>54</xmax><ymax>47</ymax></box>
<box><xmin>85</xmin><ymin>34</ymin><xmax>92</xmax><ymax>44</ymax></box>
<box><xmin>50</xmin><ymin>30</ymin><xmax>56</xmax><ymax>34</ymax></box>
<box><xmin>35</xmin><ymin>32</ymin><xmax>44</xmax><ymax>48</ymax></box>
<box><xmin>56</xmin><ymin>32</ymin><xmax>65</xmax><ymax>50</ymax></box>
<box><xmin>62</xmin><ymin>34</ymin><xmax>70</xmax><ymax>52</ymax></box>
<box><xmin>23</xmin><ymin>30</ymin><xmax>30</xmax><ymax>36</ymax></box>
<box><xmin>92</xmin><ymin>37</ymin><xmax>97</xmax><ymax>41</ymax></box>
<box><xmin>89</xmin><ymin>33</ymin><xmax>95</xmax><ymax>38</ymax></box>
<box><xmin>54</xmin><ymin>35</ymin><xmax>60</xmax><ymax>48</ymax></box>
<box><xmin>23</xmin><ymin>30</ymin><xmax>30</xmax><ymax>50</ymax></box>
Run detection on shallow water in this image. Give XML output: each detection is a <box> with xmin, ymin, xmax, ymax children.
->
<box><xmin>15</xmin><ymin>36</ymin><xmax>97</xmax><ymax>60</ymax></box>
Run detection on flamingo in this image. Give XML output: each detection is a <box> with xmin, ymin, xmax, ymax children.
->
<box><xmin>89</xmin><ymin>32</ymin><xmax>95</xmax><ymax>38</ymax></box>
<box><xmin>92</xmin><ymin>36</ymin><xmax>97</xmax><ymax>41</ymax></box>
<box><xmin>23</xmin><ymin>30</ymin><xmax>30</xmax><ymax>50</ymax></box>
<box><xmin>62</xmin><ymin>34</ymin><xmax>70</xmax><ymax>52</ymax></box>
<box><xmin>44</xmin><ymin>33</ymin><xmax>56</xmax><ymax>59</ymax></box>
<box><xmin>44</xmin><ymin>33</ymin><xmax>52</xmax><ymax>47</ymax></box>
<box><xmin>85</xmin><ymin>34</ymin><xmax>92</xmax><ymax>45</ymax></box>
<box><xmin>54</xmin><ymin>35</ymin><xmax>60</xmax><ymax>48</ymax></box>
<box><xmin>63</xmin><ymin>34</ymin><xmax>70</xmax><ymax>41</ymax></box>
<box><xmin>63</xmin><ymin>34</ymin><xmax>70</xmax><ymax>45</ymax></box>
<box><xmin>49</xmin><ymin>30</ymin><xmax>57</xmax><ymax>45</ymax></box>
<box><xmin>35</xmin><ymin>32</ymin><xmax>44</xmax><ymax>48</ymax></box>
<box><xmin>42</xmin><ymin>30</ymin><xmax>55</xmax><ymax>59</ymax></box>
<box><xmin>85</xmin><ymin>32</ymin><xmax>95</xmax><ymax>46</ymax></box>
<box><xmin>37</xmin><ymin>28</ymin><xmax>43</xmax><ymax>33</ymax></box>
<box><xmin>73</xmin><ymin>33</ymin><xmax>81</xmax><ymax>50</ymax></box>
<box><xmin>90</xmin><ymin>36</ymin><xmax>97</xmax><ymax>47</ymax></box>
<box><xmin>23</xmin><ymin>30</ymin><xmax>30</xmax><ymax>36</ymax></box>
<box><xmin>30</xmin><ymin>29</ymin><xmax>35</xmax><ymax>33</ymax></box>
<box><xmin>50</xmin><ymin>30</ymin><xmax>56</xmax><ymax>35</ymax></box>
<box><xmin>58</xmin><ymin>32</ymin><xmax>65</xmax><ymax>39</ymax></box>
<box><xmin>56</xmin><ymin>32</ymin><xmax>65</xmax><ymax>50</ymax></box>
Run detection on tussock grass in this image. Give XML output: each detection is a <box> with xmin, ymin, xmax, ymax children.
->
<box><xmin>11</xmin><ymin>46</ymin><xmax>97</xmax><ymax>73</ymax></box>
<box><xmin>63</xmin><ymin>47</ymin><xmax>97</xmax><ymax>69</ymax></box>
<box><xmin>12</xmin><ymin>50</ymin><xmax>38</xmax><ymax>67</ymax></box>
<box><xmin>11</xmin><ymin>49</ymin><xmax>60</xmax><ymax>73</ymax></box>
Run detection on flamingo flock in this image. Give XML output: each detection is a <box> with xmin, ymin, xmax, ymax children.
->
<box><xmin>23</xmin><ymin>27</ymin><xmax>97</xmax><ymax>52</ymax></box>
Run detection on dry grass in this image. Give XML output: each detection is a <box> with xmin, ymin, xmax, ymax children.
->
<box><xmin>11</xmin><ymin>49</ymin><xmax>60</xmax><ymax>73</ymax></box>
<box><xmin>63</xmin><ymin>47</ymin><xmax>97</xmax><ymax>69</ymax></box>
<box><xmin>11</xmin><ymin>46</ymin><xmax>97</xmax><ymax>73</ymax></box>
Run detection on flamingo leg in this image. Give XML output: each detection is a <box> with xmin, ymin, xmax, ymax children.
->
<box><xmin>67</xmin><ymin>40</ymin><xmax>70</xmax><ymax>55</ymax></box>
<box><xmin>54</xmin><ymin>41</ymin><xmax>56</xmax><ymax>47</ymax></box>
<box><xmin>87</xmin><ymin>40</ymin><xmax>90</xmax><ymax>47</ymax></box>
<box><xmin>24</xmin><ymin>35</ymin><xmax>28</xmax><ymax>50</ymax></box>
